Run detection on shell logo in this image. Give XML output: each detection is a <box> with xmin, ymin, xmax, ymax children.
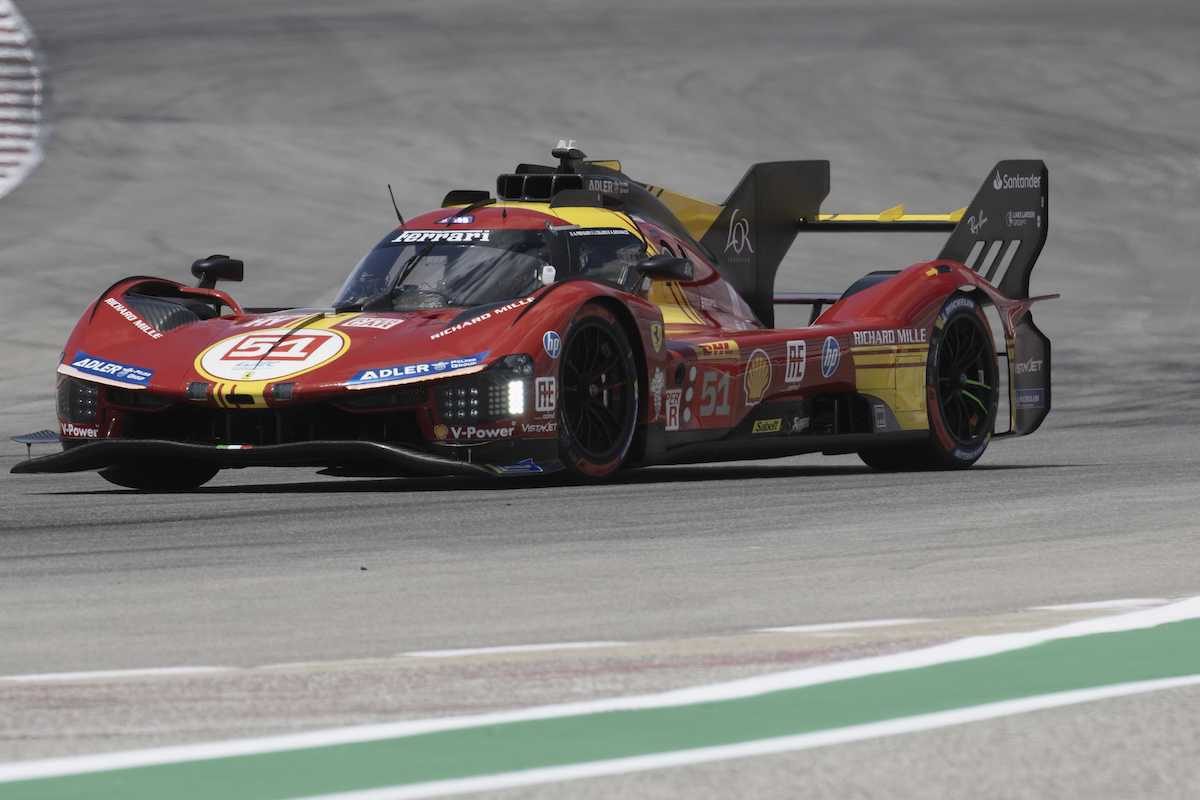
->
<box><xmin>434</xmin><ymin>424</ymin><xmax>449</xmax><ymax>441</ymax></box>
<box><xmin>744</xmin><ymin>349</ymin><xmax>772</xmax><ymax>404</ymax></box>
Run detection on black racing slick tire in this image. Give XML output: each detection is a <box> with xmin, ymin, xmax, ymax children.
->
<box><xmin>557</xmin><ymin>303</ymin><xmax>639</xmax><ymax>480</ymax></box>
<box><xmin>859</xmin><ymin>294</ymin><xmax>999</xmax><ymax>471</ymax></box>
<box><xmin>99</xmin><ymin>460</ymin><xmax>219</xmax><ymax>490</ymax></box>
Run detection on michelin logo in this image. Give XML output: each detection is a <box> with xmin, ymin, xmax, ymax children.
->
<box><xmin>66</xmin><ymin>351</ymin><xmax>154</xmax><ymax>386</ymax></box>
<box><xmin>347</xmin><ymin>352</ymin><xmax>488</xmax><ymax>387</ymax></box>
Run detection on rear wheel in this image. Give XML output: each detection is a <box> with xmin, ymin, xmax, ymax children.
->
<box><xmin>99</xmin><ymin>460</ymin><xmax>218</xmax><ymax>490</ymax></box>
<box><xmin>557</xmin><ymin>304</ymin><xmax>639</xmax><ymax>480</ymax></box>
<box><xmin>859</xmin><ymin>294</ymin><xmax>998</xmax><ymax>471</ymax></box>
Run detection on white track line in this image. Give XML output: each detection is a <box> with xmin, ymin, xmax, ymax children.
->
<box><xmin>293</xmin><ymin>675</ymin><xmax>1200</xmax><ymax>800</ymax></box>
<box><xmin>402</xmin><ymin>641</ymin><xmax>626</xmax><ymax>658</ymax></box>
<box><xmin>1030</xmin><ymin>598</ymin><xmax>1169</xmax><ymax>611</ymax></box>
<box><xmin>2</xmin><ymin>596</ymin><xmax>1198</xmax><ymax>784</ymax></box>
<box><xmin>757</xmin><ymin>618</ymin><xmax>931</xmax><ymax>634</ymax></box>
<box><xmin>0</xmin><ymin>666</ymin><xmax>233</xmax><ymax>683</ymax></box>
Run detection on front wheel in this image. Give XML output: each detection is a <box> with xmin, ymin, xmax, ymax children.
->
<box><xmin>99</xmin><ymin>460</ymin><xmax>219</xmax><ymax>490</ymax></box>
<box><xmin>859</xmin><ymin>294</ymin><xmax>999</xmax><ymax>471</ymax></box>
<box><xmin>557</xmin><ymin>304</ymin><xmax>639</xmax><ymax>480</ymax></box>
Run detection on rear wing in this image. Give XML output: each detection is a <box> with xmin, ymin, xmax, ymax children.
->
<box><xmin>796</xmin><ymin>159</ymin><xmax>1049</xmax><ymax>301</ymax></box>
<box><xmin>651</xmin><ymin>159</ymin><xmax>1049</xmax><ymax>325</ymax></box>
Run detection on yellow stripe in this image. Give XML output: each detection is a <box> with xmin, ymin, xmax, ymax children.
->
<box><xmin>854</xmin><ymin>355</ymin><xmax>927</xmax><ymax>368</ymax></box>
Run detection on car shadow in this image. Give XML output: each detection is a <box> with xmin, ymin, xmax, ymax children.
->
<box><xmin>36</xmin><ymin>461</ymin><xmax>1086</xmax><ymax>496</ymax></box>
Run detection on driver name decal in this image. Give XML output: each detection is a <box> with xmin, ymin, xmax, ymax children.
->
<box><xmin>197</xmin><ymin>328</ymin><xmax>349</xmax><ymax>382</ymax></box>
<box><xmin>392</xmin><ymin>230</ymin><xmax>491</xmax><ymax>244</ymax></box>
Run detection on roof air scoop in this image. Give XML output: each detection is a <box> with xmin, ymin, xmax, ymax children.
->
<box><xmin>552</xmin><ymin>139</ymin><xmax>586</xmax><ymax>173</ymax></box>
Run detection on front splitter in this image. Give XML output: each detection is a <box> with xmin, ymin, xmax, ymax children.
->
<box><xmin>10</xmin><ymin>439</ymin><xmax>495</xmax><ymax>477</ymax></box>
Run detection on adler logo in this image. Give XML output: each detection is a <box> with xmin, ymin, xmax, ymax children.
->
<box><xmin>993</xmin><ymin>170</ymin><xmax>1042</xmax><ymax>191</ymax></box>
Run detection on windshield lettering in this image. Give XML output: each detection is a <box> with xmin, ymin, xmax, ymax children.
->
<box><xmin>392</xmin><ymin>230</ymin><xmax>492</xmax><ymax>244</ymax></box>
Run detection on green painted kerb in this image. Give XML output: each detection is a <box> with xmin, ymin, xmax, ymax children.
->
<box><xmin>8</xmin><ymin>619</ymin><xmax>1200</xmax><ymax>800</ymax></box>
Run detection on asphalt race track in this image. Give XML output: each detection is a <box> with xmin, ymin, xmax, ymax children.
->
<box><xmin>2</xmin><ymin>1</ymin><xmax>1200</xmax><ymax>796</ymax></box>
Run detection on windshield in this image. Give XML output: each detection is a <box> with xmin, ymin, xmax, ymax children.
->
<box><xmin>334</xmin><ymin>230</ymin><xmax>551</xmax><ymax>311</ymax></box>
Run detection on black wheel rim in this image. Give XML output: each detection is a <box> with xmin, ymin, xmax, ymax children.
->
<box><xmin>561</xmin><ymin>322</ymin><xmax>633</xmax><ymax>460</ymax></box>
<box><xmin>935</xmin><ymin>316</ymin><xmax>996</xmax><ymax>444</ymax></box>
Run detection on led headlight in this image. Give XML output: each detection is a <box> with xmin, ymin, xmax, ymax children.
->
<box><xmin>507</xmin><ymin>379</ymin><xmax>525</xmax><ymax>415</ymax></box>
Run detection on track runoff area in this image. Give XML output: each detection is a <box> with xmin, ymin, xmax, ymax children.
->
<box><xmin>2</xmin><ymin>599</ymin><xmax>1198</xmax><ymax>799</ymax></box>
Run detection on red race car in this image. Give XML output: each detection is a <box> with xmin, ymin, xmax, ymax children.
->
<box><xmin>13</xmin><ymin>144</ymin><xmax>1055</xmax><ymax>489</ymax></box>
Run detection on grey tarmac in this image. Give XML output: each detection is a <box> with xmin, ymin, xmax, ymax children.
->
<box><xmin>1</xmin><ymin>0</ymin><xmax>1199</xmax><ymax>795</ymax></box>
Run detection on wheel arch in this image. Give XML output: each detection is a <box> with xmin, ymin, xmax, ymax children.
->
<box><xmin>581</xmin><ymin>295</ymin><xmax>649</xmax><ymax>463</ymax></box>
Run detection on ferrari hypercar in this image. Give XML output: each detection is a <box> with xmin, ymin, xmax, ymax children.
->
<box><xmin>12</xmin><ymin>144</ymin><xmax>1055</xmax><ymax>489</ymax></box>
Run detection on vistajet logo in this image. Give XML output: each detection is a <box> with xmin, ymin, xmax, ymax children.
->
<box><xmin>992</xmin><ymin>170</ymin><xmax>1042</xmax><ymax>191</ymax></box>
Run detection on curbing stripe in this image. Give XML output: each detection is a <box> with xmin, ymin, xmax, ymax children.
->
<box><xmin>0</xmin><ymin>599</ymin><xmax>1197</xmax><ymax>798</ymax></box>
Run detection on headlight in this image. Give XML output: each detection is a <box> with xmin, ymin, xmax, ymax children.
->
<box><xmin>437</xmin><ymin>354</ymin><xmax>532</xmax><ymax>421</ymax></box>
<box><xmin>507</xmin><ymin>380</ymin><xmax>525</xmax><ymax>415</ymax></box>
<box><xmin>57</xmin><ymin>377</ymin><xmax>98</xmax><ymax>422</ymax></box>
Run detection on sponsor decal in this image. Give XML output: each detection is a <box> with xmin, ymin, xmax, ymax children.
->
<box><xmin>1006</xmin><ymin>209</ymin><xmax>1037</xmax><ymax>228</ymax></box>
<box><xmin>650</xmin><ymin>367</ymin><xmax>665</xmax><ymax>420</ymax></box>
<box><xmin>665</xmin><ymin>388</ymin><xmax>682</xmax><ymax>431</ymax></box>
<box><xmin>199</xmin><ymin>328</ymin><xmax>348</xmax><ymax>382</ymax></box>
<box><xmin>61</xmin><ymin>421</ymin><xmax>99</xmax><ymax>438</ymax></box>
<box><xmin>874</xmin><ymin>404</ymin><xmax>888</xmax><ymax>431</ymax></box>
<box><xmin>744</xmin><ymin>349</ymin><xmax>771</xmax><ymax>404</ymax></box>
<box><xmin>1015</xmin><ymin>357</ymin><xmax>1044</xmax><ymax>375</ymax></box>
<box><xmin>695</xmin><ymin>339</ymin><xmax>739</xmax><ymax>361</ymax></box>
<box><xmin>449</xmin><ymin>423</ymin><xmax>514</xmax><ymax>440</ymax></box>
<box><xmin>820</xmin><ymin>336</ymin><xmax>841</xmax><ymax>378</ymax></box>
<box><xmin>992</xmin><ymin>170</ymin><xmax>1042</xmax><ymax>191</ymax></box>
<box><xmin>567</xmin><ymin>227</ymin><xmax>630</xmax><ymax>237</ymax></box>
<box><xmin>724</xmin><ymin>208</ymin><xmax>753</xmax><ymax>255</ymax></box>
<box><xmin>347</xmin><ymin>352</ymin><xmax>488</xmax><ymax>388</ymax></box>
<box><xmin>65</xmin><ymin>351</ymin><xmax>154</xmax><ymax>387</ymax></box>
<box><xmin>535</xmin><ymin>376</ymin><xmax>557</xmax><ymax>413</ymax></box>
<box><xmin>339</xmin><ymin>315</ymin><xmax>403</xmax><ymax>331</ymax></box>
<box><xmin>434</xmin><ymin>424</ymin><xmax>449</xmax><ymax>441</ymax></box>
<box><xmin>752</xmin><ymin>418</ymin><xmax>782</xmax><ymax>434</ymax></box>
<box><xmin>392</xmin><ymin>230</ymin><xmax>492</xmax><ymax>244</ymax></box>
<box><xmin>520</xmin><ymin>421</ymin><xmax>558</xmax><ymax>434</ymax></box>
<box><xmin>791</xmin><ymin>415</ymin><xmax>810</xmax><ymax>433</ymax></box>
<box><xmin>1016</xmin><ymin>388</ymin><xmax>1045</xmax><ymax>409</ymax></box>
<box><xmin>542</xmin><ymin>331</ymin><xmax>562</xmax><ymax>359</ymax></box>
<box><xmin>430</xmin><ymin>297</ymin><xmax>534</xmax><ymax>340</ymax></box>
<box><xmin>585</xmin><ymin>177</ymin><xmax>629</xmax><ymax>195</ymax></box>
<box><xmin>967</xmin><ymin>210</ymin><xmax>988</xmax><ymax>235</ymax></box>
<box><xmin>852</xmin><ymin>328</ymin><xmax>929</xmax><ymax>346</ymax></box>
<box><xmin>650</xmin><ymin>322</ymin><xmax>663</xmax><ymax>353</ymax></box>
<box><xmin>104</xmin><ymin>297</ymin><xmax>163</xmax><ymax>340</ymax></box>
<box><xmin>239</xmin><ymin>314</ymin><xmax>309</xmax><ymax>328</ymax></box>
<box><xmin>493</xmin><ymin>458</ymin><xmax>544</xmax><ymax>474</ymax></box>
<box><xmin>937</xmin><ymin>296</ymin><xmax>977</xmax><ymax>327</ymax></box>
<box><xmin>436</xmin><ymin>214</ymin><xmax>474</xmax><ymax>224</ymax></box>
<box><xmin>785</xmin><ymin>340</ymin><xmax>806</xmax><ymax>384</ymax></box>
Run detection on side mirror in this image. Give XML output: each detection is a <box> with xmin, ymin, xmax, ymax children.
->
<box><xmin>635</xmin><ymin>254</ymin><xmax>693</xmax><ymax>282</ymax></box>
<box><xmin>191</xmin><ymin>254</ymin><xmax>244</xmax><ymax>289</ymax></box>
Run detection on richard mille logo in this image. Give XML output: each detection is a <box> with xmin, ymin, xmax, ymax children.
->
<box><xmin>725</xmin><ymin>208</ymin><xmax>753</xmax><ymax>256</ymax></box>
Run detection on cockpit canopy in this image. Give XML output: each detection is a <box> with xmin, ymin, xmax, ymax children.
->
<box><xmin>333</xmin><ymin>225</ymin><xmax>646</xmax><ymax>312</ymax></box>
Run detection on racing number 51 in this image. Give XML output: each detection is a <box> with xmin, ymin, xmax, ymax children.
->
<box><xmin>699</xmin><ymin>370</ymin><xmax>730</xmax><ymax>417</ymax></box>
